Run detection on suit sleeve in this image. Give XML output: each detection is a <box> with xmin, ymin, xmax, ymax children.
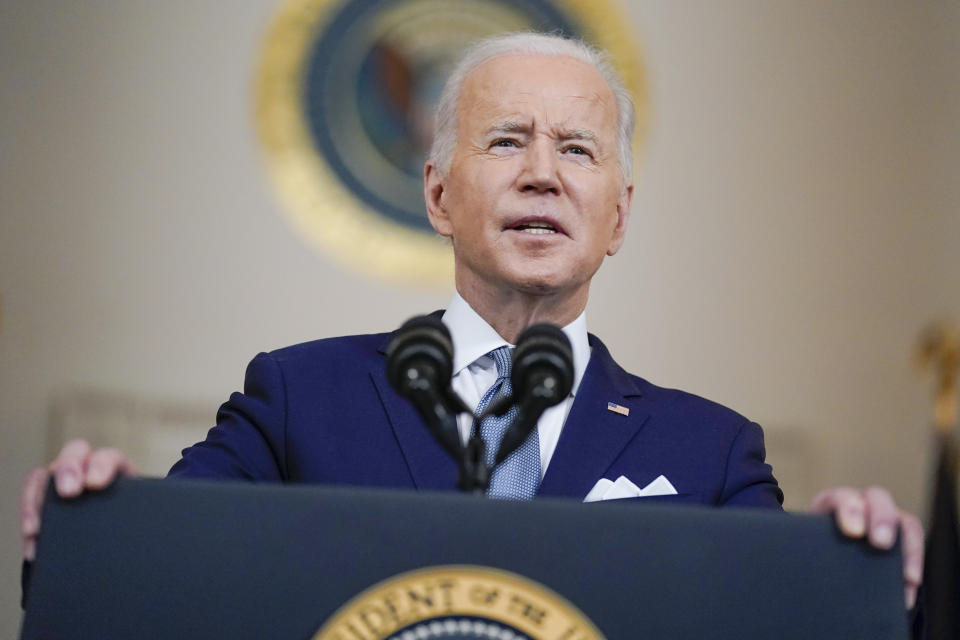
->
<box><xmin>718</xmin><ymin>420</ymin><xmax>784</xmax><ymax>509</ymax></box>
<box><xmin>167</xmin><ymin>352</ymin><xmax>288</xmax><ymax>481</ymax></box>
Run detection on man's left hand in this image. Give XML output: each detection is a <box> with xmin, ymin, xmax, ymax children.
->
<box><xmin>810</xmin><ymin>486</ymin><xmax>924</xmax><ymax>609</ymax></box>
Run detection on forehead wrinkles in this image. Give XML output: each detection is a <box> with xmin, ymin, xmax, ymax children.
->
<box><xmin>466</xmin><ymin>89</ymin><xmax>614</xmax><ymax>141</ymax></box>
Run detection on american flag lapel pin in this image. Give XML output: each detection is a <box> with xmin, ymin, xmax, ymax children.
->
<box><xmin>607</xmin><ymin>402</ymin><xmax>629</xmax><ymax>416</ymax></box>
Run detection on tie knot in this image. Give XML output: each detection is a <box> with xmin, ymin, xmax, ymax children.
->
<box><xmin>489</xmin><ymin>346</ymin><xmax>513</xmax><ymax>380</ymax></box>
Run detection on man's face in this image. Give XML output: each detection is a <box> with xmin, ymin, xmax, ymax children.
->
<box><xmin>425</xmin><ymin>54</ymin><xmax>632</xmax><ymax>298</ymax></box>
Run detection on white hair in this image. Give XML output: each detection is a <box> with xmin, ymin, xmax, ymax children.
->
<box><xmin>428</xmin><ymin>32</ymin><xmax>635</xmax><ymax>183</ymax></box>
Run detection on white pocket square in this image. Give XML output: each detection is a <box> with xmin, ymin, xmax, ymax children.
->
<box><xmin>583</xmin><ymin>475</ymin><xmax>678</xmax><ymax>502</ymax></box>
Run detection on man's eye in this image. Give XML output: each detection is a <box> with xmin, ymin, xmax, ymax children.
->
<box><xmin>493</xmin><ymin>139</ymin><xmax>517</xmax><ymax>148</ymax></box>
<box><xmin>565</xmin><ymin>145</ymin><xmax>588</xmax><ymax>155</ymax></box>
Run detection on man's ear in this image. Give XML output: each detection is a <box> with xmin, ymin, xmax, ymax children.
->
<box><xmin>606</xmin><ymin>183</ymin><xmax>633</xmax><ymax>256</ymax></box>
<box><xmin>424</xmin><ymin>161</ymin><xmax>452</xmax><ymax>237</ymax></box>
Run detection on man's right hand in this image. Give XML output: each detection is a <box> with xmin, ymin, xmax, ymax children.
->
<box><xmin>21</xmin><ymin>439</ymin><xmax>135</xmax><ymax>561</ymax></box>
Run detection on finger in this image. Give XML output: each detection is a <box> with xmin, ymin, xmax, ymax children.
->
<box><xmin>49</xmin><ymin>439</ymin><xmax>93</xmax><ymax>497</ymax></box>
<box><xmin>21</xmin><ymin>467</ymin><xmax>49</xmax><ymax>560</ymax></box>
<box><xmin>863</xmin><ymin>486</ymin><xmax>899</xmax><ymax>549</ymax></box>
<box><xmin>810</xmin><ymin>487</ymin><xmax>866</xmax><ymax>537</ymax></box>
<box><xmin>21</xmin><ymin>467</ymin><xmax>48</xmax><ymax>537</ymax></box>
<box><xmin>85</xmin><ymin>448</ymin><xmax>135</xmax><ymax>489</ymax></box>
<box><xmin>23</xmin><ymin>538</ymin><xmax>36</xmax><ymax>563</ymax></box>
<box><xmin>899</xmin><ymin>511</ymin><xmax>925</xmax><ymax>609</ymax></box>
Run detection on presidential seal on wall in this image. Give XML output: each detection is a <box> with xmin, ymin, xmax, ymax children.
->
<box><xmin>312</xmin><ymin>565</ymin><xmax>606</xmax><ymax>639</ymax></box>
<box><xmin>255</xmin><ymin>0</ymin><xmax>646</xmax><ymax>285</ymax></box>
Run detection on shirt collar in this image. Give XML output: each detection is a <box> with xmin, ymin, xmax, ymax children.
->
<box><xmin>441</xmin><ymin>292</ymin><xmax>591</xmax><ymax>396</ymax></box>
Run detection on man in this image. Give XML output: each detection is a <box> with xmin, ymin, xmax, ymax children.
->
<box><xmin>20</xmin><ymin>33</ymin><xmax>924</xmax><ymax>608</ymax></box>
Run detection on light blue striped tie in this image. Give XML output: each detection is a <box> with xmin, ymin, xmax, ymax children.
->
<box><xmin>476</xmin><ymin>346</ymin><xmax>541</xmax><ymax>500</ymax></box>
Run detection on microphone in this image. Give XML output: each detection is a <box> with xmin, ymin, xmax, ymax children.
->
<box><xmin>494</xmin><ymin>323</ymin><xmax>574</xmax><ymax>465</ymax></box>
<box><xmin>386</xmin><ymin>315</ymin><xmax>462</xmax><ymax>459</ymax></box>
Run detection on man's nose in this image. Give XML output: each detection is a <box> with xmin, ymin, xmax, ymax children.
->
<box><xmin>518</xmin><ymin>141</ymin><xmax>561</xmax><ymax>195</ymax></box>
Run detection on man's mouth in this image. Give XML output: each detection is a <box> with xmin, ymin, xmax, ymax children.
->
<box><xmin>506</xmin><ymin>217</ymin><xmax>565</xmax><ymax>236</ymax></box>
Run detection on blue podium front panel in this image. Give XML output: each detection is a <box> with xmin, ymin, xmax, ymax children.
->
<box><xmin>21</xmin><ymin>478</ymin><xmax>908</xmax><ymax>639</ymax></box>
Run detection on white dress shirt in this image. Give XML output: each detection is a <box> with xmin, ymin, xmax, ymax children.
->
<box><xmin>441</xmin><ymin>293</ymin><xmax>591</xmax><ymax>479</ymax></box>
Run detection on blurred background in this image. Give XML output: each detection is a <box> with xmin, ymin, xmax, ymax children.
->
<box><xmin>1</xmin><ymin>0</ymin><xmax>958</xmax><ymax>634</ymax></box>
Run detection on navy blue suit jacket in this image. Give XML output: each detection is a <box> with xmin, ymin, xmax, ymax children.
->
<box><xmin>168</xmin><ymin>331</ymin><xmax>783</xmax><ymax>509</ymax></box>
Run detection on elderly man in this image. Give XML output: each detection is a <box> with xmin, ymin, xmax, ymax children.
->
<box><xmin>21</xmin><ymin>33</ymin><xmax>923</xmax><ymax>609</ymax></box>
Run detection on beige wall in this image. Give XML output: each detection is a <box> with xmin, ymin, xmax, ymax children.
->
<box><xmin>1</xmin><ymin>1</ymin><xmax>957</xmax><ymax>634</ymax></box>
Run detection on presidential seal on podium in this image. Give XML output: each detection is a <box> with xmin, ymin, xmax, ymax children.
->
<box><xmin>313</xmin><ymin>565</ymin><xmax>605</xmax><ymax>640</ymax></box>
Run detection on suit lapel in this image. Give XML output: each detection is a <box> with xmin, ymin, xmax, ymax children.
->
<box><xmin>537</xmin><ymin>335</ymin><xmax>649</xmax><ymax>499</ymax></box>
<box><xmin>372</xmin><ymin>334</ymin><xmax>459</xmax><ymax>492</ymax></box>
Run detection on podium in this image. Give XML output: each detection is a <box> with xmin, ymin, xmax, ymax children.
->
<box><xmin>21</xmin><ymin>478</ymin><xmax>908</xmax><ymax>639</ymax></box>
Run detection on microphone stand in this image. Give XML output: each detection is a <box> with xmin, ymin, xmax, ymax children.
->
<box><xmin>422</xmin><ymin>377</ymin><xmax>562</xmax><ymax>496</ymax></box>
<box><xmin>440</xmin><ymin>387</ymin><xmax>492</xmax><ymax>496</ymax></box>
<box><xmin>459</xmin><ymin>429</ymin><xmax>489</xmax><ymax>496</ymax></box>
<box><xmin>396</xmin><ymin>378</ymin><xmax>506</xmax><ymax>496</ymax></box>
<box><xmin>457</xmin><ymin>393</ymin><xmax>518</xmax><ymax>496</ymax></box>
<box><xmin>387</xmin><ymin>318</ymin><xmax>572</xmax><ymax>497</ymax></box>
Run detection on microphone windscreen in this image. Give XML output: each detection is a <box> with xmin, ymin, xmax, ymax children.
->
<box><xmin>512</xmin><ymin>323</ymin><xmax>574</xmax><ymax>406</ymax></box>
<box><xmin>385</xmin><ymin>315</ymin><xmax>454</xmax><ymax>394</ymax></box>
